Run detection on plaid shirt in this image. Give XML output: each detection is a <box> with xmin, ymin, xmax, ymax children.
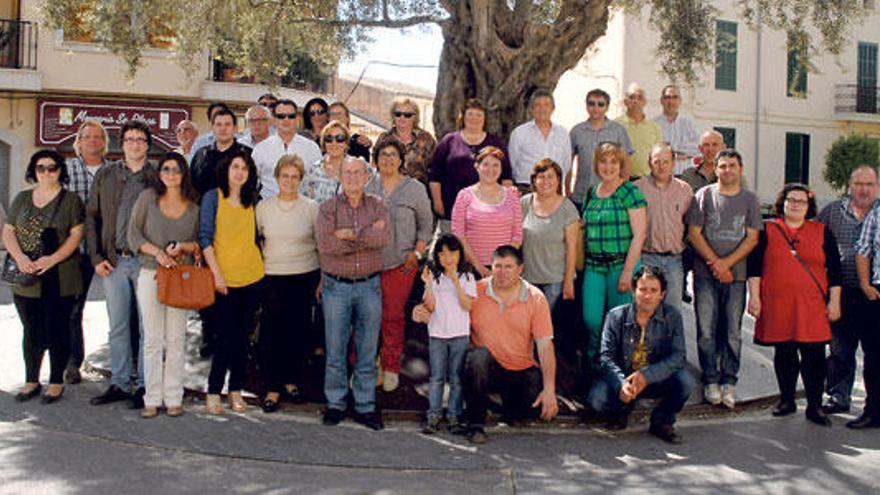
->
<box><xmin>65</xmin><ymin>156</ymin><xmax>108</xmax><ymax>253</ymax></box>
<box><xmin>817</xmin><ymin>197</ymin><xmax>877</xmax><ymax>288</ymax></box>
<box><xmin>855</xmin><ymin>201</ymin><xmax>880</xmax><ymax>285</ymax></box>
<box><xmin>583</xmin><ymin>181</ymin><xmax>646</xmax><ymax>266</ymax></box>
<box><xmin>377</xmin><ymin>128</ymin><xmax>436</xmax><ymax>185</ymax></box>
<box><xmin>316</xmin><ymin>193</ymin><xmax>391</xmax><ymax>279</ymax></box>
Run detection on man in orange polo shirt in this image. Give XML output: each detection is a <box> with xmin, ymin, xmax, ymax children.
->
<box><xmin>463</xmin><ymin>245</ymin><xmax>559</xmax><ymax>444</ymax></box>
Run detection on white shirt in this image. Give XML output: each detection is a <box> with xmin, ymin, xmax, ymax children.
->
<box><xmin>653</xmin><ymin>113</ymin><xmax>700</xmax><ymax>175</ymax></box>
<box><xmin>252</xmin><ymin>133</ymin><xmax>322</xmax><ymax>199</ymax></box>
<box><xmin>508</xmin><ymin>120</ymin><xmax>572</xmax><ymax>185</ymax></box>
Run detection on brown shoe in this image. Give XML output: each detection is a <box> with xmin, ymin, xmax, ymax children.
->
<box><xmin>141</xmin><ymin>406</ymin><xmax>159</xmax><ymax>419</ymax></box>
<box><xmin>166</xmin><ymin>406</ymin><xmax>184</xmax><ymax>417</ymax></box>
<box><xmin>206</xmin><ymin>394</ymin><xmax>223</xmax><ymax>415</ymax></box>
<box><xmin>228</xmin><ymin>391</ymin><xmax>247</xmax><ymax>413</ymax></box>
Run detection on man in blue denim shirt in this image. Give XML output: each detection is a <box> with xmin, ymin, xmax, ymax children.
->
<box><xmin>588</xmin><ymin>266</ymin><xmax>694</xmax><ymax>444</ymax></box>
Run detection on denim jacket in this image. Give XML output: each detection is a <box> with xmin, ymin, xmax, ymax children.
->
<box><xmin>599</xmin><ymin>302</ymin><xmax>686</xmax><ymax>392</ymax></box>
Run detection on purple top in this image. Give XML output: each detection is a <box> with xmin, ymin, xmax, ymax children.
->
<box><xmin>429</xmin><ymin>131</ymin><xmax>512</xmax><ymax>219</ymax></box>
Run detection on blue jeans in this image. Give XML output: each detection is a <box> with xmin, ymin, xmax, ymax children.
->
<box><xmin>588</xmin><ymin>368</ymin><xmax>694</xmax><ymax>426</ymax></box>
<box><xmin>427</xmin><ymin>336</ymin><xmax>469</xmax><ymax>421</ymax></box>
<box><xmin>535</xmin><ymin>282</ymin><xmax>563</xmax><ymax>315</ymax></box>
<box><xmin>641</xmin><ymin>253</ymin><xmax>684</xmax><ymax>313</ymax></box>
<box><xmin>321</xmin><ymin>273</ymin><xmax>382</xmax><ymax>414</ymax></box>
<box><xmin>693</xmin><ymin>276</ymin><xmax>746</xmax><ymax>385</ymax></box>
<box><xmin>102</xmin><ymin>255</ymin><xmax>144</xmax><ymax>391</ymax></box>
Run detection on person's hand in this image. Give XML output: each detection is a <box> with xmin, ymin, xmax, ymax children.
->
<box><xmin>420</xmin><ymin>266</ymin><xmax>433</xmax><ymax>285</ymax></box>
<box><xmin>709</xmin><ymin>258</ymin><xmax>732</xmax><ymax>280</ymax></box>
<box><xmin>372</xmin><ymin>219</ymin><xmax>386</xmax><ymax>231</ymax></box>
<box><xmin>315</xmin><ymin>277</ymin><xmax>323</xmax><ymax>303</ymax></box>
<box><xmin>563</xmin><ymin>278</ymin><xmax>575</xmax><ymax>300</ymax></box>
<box><xmin>165</xmin><ymin>241</ymin><xmax>183</xmax><ymax>258</ymax></box>
<box><xmin>412</xmin><ymin>303</ymin><xmax>432</xmax><ymax>324</ymax></box>
<box><xmin>532</xmin><ymin>388</ymin><xmax>558</xmax><ymax>421</ymax></box>
<box><xmin>618</xmin><ymin>382</ymin><xmax>636</xmax><ymax>404</ymax></box>
<box><xmin>13</xmin><ymin>254</ymin><xmax>38</xmax><ymax>274</ymax></box>
<box><xmin>627</xmin><ymin>371</ymin><xmax>647</xmax><ymax>397</ymax></box>
<box><xmin>402</xmin><ymin>251</ymin><xmax>419</xmax><ymax>273</ymax></box>
<box><xmin>827</xmin><ymin>299</ymin><xmax>841</xmax><ymax>322</ymax></box>
<box><xmin>862</xmin><ymin>283</ymin><xmax>880</xmax><ymax>301</ymax></box>
<box><xmin>356</xmin><ymin>134</ymin><xmax>372</xmax><ymax>148</ymax></box>
<box><xmin>432</xmin><ymin>200</ymin><xmax>445</xmax><ymax>218</ymax></box>
<box><xmin>33</xmin><ymin>255</ymin><xmax>58</xmax><ymax>275</ymax></box>
<box><xmin>94</xmin><ymin>260</ymin><xmax>114</xmax><ymax>277</ymax></box>
<box><xmin>476</xmin><ymin>264</ymin><xmax>491</xmax><ymax>278</ymax></box>
<box><xmin>155</xmin><ymin>250</ymin><xmax>177</xmax><ymax>269</ymax></box>
<box><xmin>617</xmin><ymin>272</ymin><xmax>632</xmax><ymax>294</ymax></box>
<box><xmin>747</xmin><ymin>294</ymin><xmax>761</xmax><ymax>319</ymax></box>
<box><xmin>334</xmin><ymin>228</ymin><xmax>356</xmax><ymax>241</ymax></box>
<box><xmin>212</xmin><ymin>271</ymin><xmax>228</xmax><ymax>295</ymax></box>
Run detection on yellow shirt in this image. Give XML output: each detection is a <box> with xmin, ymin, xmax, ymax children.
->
<box><xmin>617</xmin><ymin>115</ymin><xmax>662</xmax><ymax>178</ymax></box>
<box><xmin>214</xmin><ymin>193</ymin><xmax>264</xmax><ymax>287</ymax></box>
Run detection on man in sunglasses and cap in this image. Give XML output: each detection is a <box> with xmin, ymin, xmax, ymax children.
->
<box><xmin>252</xmin><ymin>98</ymin><xmax>322</xmax><ymax>199</ymax></box>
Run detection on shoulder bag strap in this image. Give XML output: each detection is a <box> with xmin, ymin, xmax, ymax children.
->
<box><xmin>768</xmin><ymin>221</ymin><xmax>827</xmax><ymax>302</ymax></box>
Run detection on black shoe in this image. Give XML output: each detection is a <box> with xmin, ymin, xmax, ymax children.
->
<box><xmin>129</xmin><ymin>387</ymin><xmax>146</xmax><ymax>410</ymax></box>
<box><xmin>846</xmin><ymin>415</ymin><xmax>880</xmax><ymax>429</ymax></box>
<box><xmin>649</xmin><ymin>423</ymin><xmax>683</xmax><ymax>444</ymax></box>
<box><xmin>821</xmin><ymin>401</ymin><xmax>849</xmax><ymax>415</ymax></box>
<box><xmin>352</xmin><ymin>411</ymin><xmax>384</xmax><ymax>431</ymax></box>
<box><xmin>422</xmin><ymin>417</ymin><xmax>441</xmax><ymax>435</ymax></box>
<box><xmin>89</xmin><ymin>385</ymin><xmax>130</xmax><ymax>406</ymax></box>
<box><xmin>605</xmin><ymin>413</ymin><xmax>629</xmax><ymax>430</ymax></box>
<box><xmin>64</xmin><ymin>366</ymin><xmax>82</xmax><ymax>385</ymax></box>
<box><xmin>682</xmin><ymin>291</ymin><xmax>693</xmax><ymax>304</ymax></box>
<box><xmin>41</xmin><ymin>388</ymin><xmax>64</xmax><ymax>404</ymax></box>
<box><xmin>806</xmin><ymin>408</ymin><xmax>831</xmax><ymax>427</ymax></box>
<box><xmin>14</xmin><ymin>384</ymin><xmax>42</xmax><ymax>402</ymax></box>
<box><xmin>322</xmin><ymin>408</ymin><xmax>345</xmax><ymax>426</ymax></box>
<box><xmin>466</xmin><ymin>427</ymin><xmax>488</xmax><ymax>444</ymax></box>
<box><xmin>448</xmin><ymin>417</ymin><xmax>467</xmax><ymax>435</ymax></box>
<box><xmin>261</xmin><ymin>398</ymin><xmax>279</xmax><ymax>413</ymax></box>
<box><xmin>772</xmin><ymin>400</ymin><xmax>797</xmax><ymax>417</ymax></box>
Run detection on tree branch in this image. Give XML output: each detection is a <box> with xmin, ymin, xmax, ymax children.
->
<box><xmin>248</xmin><ymin>0</ymin><xmax>448</xmax><ymax>26</ymax></box>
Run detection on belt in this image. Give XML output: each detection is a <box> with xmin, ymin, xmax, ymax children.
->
<box><xmin>326</xmin><ymin>272</ymin><xmax>380</xmax><ymax>284</ymax></box>
<box><xmin>116</xmin><ymin>249</ymin><xmax>136</xmax><ymax>257</ymax></box>
<box><xmin>585</xmin><ymin>252</ymin><xmax>627</xmax><ymax>263</ymax></box>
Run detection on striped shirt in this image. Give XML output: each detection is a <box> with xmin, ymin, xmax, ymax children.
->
<box><xmin>583</xmin><ymin>181</ymin><xmax>647</xmax><ymax>266</ymax></box>
<box><xmin>635</xmin><ymin>176</ymin><xmax>693</xmax><ymax>255</ymax></box>
<box><xmin>855</xmin><ymin>201</ymin><xmax>880</xmax><ymax>285</ymax></box>
<box><xmin>65</xmin><ymin>156</ymin><xmax>108</xmax><ymax>253</ymax></box>
<box><xmin>817</xmin><ymin>197</ymin><xmax>877</xmax><ymax>288</ymax></box>
<box><xmin>451</xmin><ymin>186</ymin><xmax>523</xmax><ymax>266</ymax></box>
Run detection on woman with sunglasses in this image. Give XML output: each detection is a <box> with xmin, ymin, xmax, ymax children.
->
<box><xmin>4</xmin><ymin>150</ymin><xmax>85</xmax><ymax>404</ymax></box>
<box><xmin>127</xmin><ymin>152</ymin><xmax>201</xmax><ymax>418</ymax></box>
<box><xmin>328</xmin><ymin>102</ymin><xmax>372</xmax><ymax>162</ymax></box>
<box><xmin>301</xmin><ymin>98</ymin><xmax>330</xmax><ymax>145</ymax></box>
<box><xmin>301</xmin><ymin>121</ymin><xmax>376</xmax><ymax>204</ymax></box>
<box><xmin>376</xmin><ymin>97</ymin><xmax>436</xmax><ymax>185</ymax></box>
<box><xmin>747</xmin><ymin>183</ymin><xmax>842</xmax><ymax>426</ymax></box>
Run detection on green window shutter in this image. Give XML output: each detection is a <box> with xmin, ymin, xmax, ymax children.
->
<box><xmin>714</xmin><ymin>127</ymin><xmax>736</xmax><ymax>149</ymax></box>
<box><xmin>715</xmin><ymin>21</ymin><xmax>738</xmax><ymax>91</ymax></box>
<box><xmin>787</xmin><ymin>32</ymin><xmax>808</xmax><ymax>98</ymax></box>
<box><xmin>784</xmin><ymin>133</ymin><xmax>810</xmax><ymax>184</ymax></box>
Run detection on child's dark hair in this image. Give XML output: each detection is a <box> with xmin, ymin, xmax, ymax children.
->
<box><xmin>429</xmin><ymin>233</ymin><xmax>472</xmax><ymax>280</ymax></box>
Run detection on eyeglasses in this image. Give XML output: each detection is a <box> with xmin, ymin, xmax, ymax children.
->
<box><xmin>160</xmin><ymin>166</ymin><xmax>182</xmax><ymax>175</ymax></box>
<box><xmin>661</xmin><ymin>94</ymin><xmax>680</xmax><ymax>100</ymax></box>
<box><xmin>394</xmin><ymin>111</ymin><xmax>415</xmax><ymax>119</ymax></box>
<box><xmin>248</xmin><ymin>117</ymin><xmax>269</xmax><ymax>123</ymax></box>
<box><xmin>275</xmin><ymin>113</ymin><xmax>297</xmax><ymax>120</ymax></box>
<box><xmin>35</xmin><ymin>164</ymin><xmax>60</xmax><ymax>173</ymax></box>
<box><xmin>586</xmin><ymin>100</ymin><xmax>607</xmax><ymax>108</ymax></box>
<box><xmin>785</xmin><ymin>197</ymin><xmax>809</xmax><ymax>206</ymax></box>
<box><xmin>379</xmin><ymin>150</ymin><xmax>400</xmax><ymax>159</ymax></box>
<box><xmin>309</xmin><ymin>108</ymin><xmax>327</xmax><ymax>117</ymax></box>
<box><xmin>324</xmin><ymin>134</ymin><xmax>347</xmax><ymax>144</ymax></box>
<box><xmin>123</xmin><ymin>137</ymin><xmax>148</xmax><ymax>144</ymax></box>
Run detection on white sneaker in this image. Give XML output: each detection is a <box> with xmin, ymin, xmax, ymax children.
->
<box><xmin>704</xmin><ymin>384</ymin><xmax>722</xmax><ymax>405</ymax></box>
<box><xmin>721</xmin><ymin>384</ymin><xmax>736</xmax><ymax>409</ymax></box>
<box><xmin>382</xmin><ymin>371</ymin><xmax>399</xmax><ymax>392</ymax></box>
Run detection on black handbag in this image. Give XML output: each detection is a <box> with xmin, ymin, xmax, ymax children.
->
<box><xmin>1</xmin><ymin>190</ymin><xmax>66</xmax><ymax>287</ymax></box>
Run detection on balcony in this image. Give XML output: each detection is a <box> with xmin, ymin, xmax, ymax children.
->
<box><xmin>834</xmin><ymin>84</ymin><xmax>880</xmax><ymax>123</ymax></box>
<box><xmin>0</xmin><ymin>18</ymin><xmax>40</xmax><ymax>91</ymax></box>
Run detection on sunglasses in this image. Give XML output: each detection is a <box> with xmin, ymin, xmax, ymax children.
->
<box><xmin>36</xmin><ymin>164</ymin><xmax>60</xmax><ymax>173</ymax></box>
<box><xmin>394</xmin><ymin>111</ymin><xmax>415</xmax><ymax>118</ymax></box>
<box><xmin>586</xmin><ymin>100</ymin><xmax>607</xmax><ymax>108</ymax></box>
<box><xmin>324</xmin><ymin>134</ymin><xmax>347</xmax><ymax>144</ymax></box>
<box><xmin>275</xmin><ymin>113</ymin><xmax>297</xmax><ymax>120</ymax></box>
<box><xmin>309</xmin><ymin>108</ymin><xmax>327</xmax><ymax>117</ymax></box>
<box><xmin>160</xmin><ymin>166</ymin><xmax>182</xmax><ymax>175</ymax></box>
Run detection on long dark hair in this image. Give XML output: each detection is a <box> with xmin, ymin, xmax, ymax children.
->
<box><xmin>151</xmin><ymin>152</ymin><xmax>199</xmax><ymax>202</ymax></box>
<box><xmin>429</xmin><ymin>233</ymin><xmax>472</xmax><ymax>281</ymax></box>
<box><xmin>217</xmin><ymin>150</ymin><xmax>259</xmax><ymax>208</ymax></box>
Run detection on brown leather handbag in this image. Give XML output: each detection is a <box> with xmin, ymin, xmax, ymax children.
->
<box><xmin>156</xmin><ymin>251</ymin><xmax>215</xmax><ymax>310</ymax></box>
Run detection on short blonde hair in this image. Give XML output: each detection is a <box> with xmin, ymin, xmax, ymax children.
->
<box><xmin>390</xmin><ymin>97</ymin><xmax>421</xmax><ymax>127</ymax></box>
<box><xmin>273</xmin><ymin>154</ymin><xmax>305</xmax><ymax>180</ymax></box>
<box><xmin>592</xmin><ymin>142</ymin><xmax>627</xmax><ymax>178</ymax></box>
<box><xmin>73</xmin><ymin>120</ymin><xmax>109</xmax><ymax>157</ymax></box>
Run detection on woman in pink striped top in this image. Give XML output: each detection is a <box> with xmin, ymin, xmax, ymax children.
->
<box><xmin>451</xmin><ymin>146</ymin><xmax>523</xmax><ymax>277</ymax></box>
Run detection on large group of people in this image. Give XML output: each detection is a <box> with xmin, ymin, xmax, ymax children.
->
<box><xmin>6</xmin><ymin>86</ymin><xmax>880</xmax><ymax>447</ymax></box>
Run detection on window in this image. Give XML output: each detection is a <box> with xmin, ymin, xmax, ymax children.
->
<box><xmin>857</xmin><ymin>42</ymin><xmax>878</xmax><ymax>113</ymax></box>
<box><xmin>714</xmin><ymin>127</ymin><xmax>736</xmax><ymax>149</ymax></box>
<box><xmin>785</xmin><ymin>133</ymin><xmax>810</xmax><ymax>184</ymax></box>
<box><xmin>715</xmin><ymin>20</ymin><xmax>738</xmax><ymax>91</ymax></box>
<box><xmin>787</xmin><ymin>32</ymin><xmax>808</xmax><ymax>98</ymax></box>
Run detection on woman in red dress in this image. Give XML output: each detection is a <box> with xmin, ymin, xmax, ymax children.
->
<box><xmin>747</xmin><ymin>183</ymin><xmax>842</xmax><ymax>426</ymax></box>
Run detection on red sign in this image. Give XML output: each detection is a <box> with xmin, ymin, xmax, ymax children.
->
<box><xmin>37</xmin><ymin>98</ymin><xmax>192</xmax><ymax>150</ymax></box>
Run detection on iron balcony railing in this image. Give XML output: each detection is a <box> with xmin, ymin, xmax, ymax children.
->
<box><xmin>835</xmin><ymin>83</ymin><xmax>879</xmax><ymax>115</ymax></box>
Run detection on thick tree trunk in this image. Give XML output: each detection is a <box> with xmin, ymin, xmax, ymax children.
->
<box><xmin>433</xmin><ymin>0</ymin><xmax>614</xmax><ymax>141</ymax></box>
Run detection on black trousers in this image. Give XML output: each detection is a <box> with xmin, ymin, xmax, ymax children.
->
<box><xmin>774</xmin><ymin>342</ymin><xmax>826</xmax><ymax>410</ymax></box>
<box><xmin>259</xmin><ymin>271</ymin><xmax>320</xmax><ymax>393</ymax></box>
<box><xmin>67</xmin><ymin>255</ymin><xmax>95</xmax><ymax>368</ymax></box>
<box><xmin>463</xmin><ymin>346</ymin><xmax>542</xmax><ymax>427</ymax></box>
<box><xmin>207</xmin><ymin>280</ymin><xmax>262</xmax><ymax>394</ymax></box>
<box><xmin>15</xmin><ymin>295</ymin><xmax>75</xmax><ymax>384</ymax></box>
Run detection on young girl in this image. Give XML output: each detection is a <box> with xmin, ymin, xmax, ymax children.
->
<box><xmin>419</xmin><ymin>234</ymin><xmax>477</xmax><ymax>434</ymax></box>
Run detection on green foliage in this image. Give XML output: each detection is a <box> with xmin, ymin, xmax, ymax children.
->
<box><xmin>823</xmin><ymin>134</ymin><xmax>880</xmax><ymax>193</ymax></box>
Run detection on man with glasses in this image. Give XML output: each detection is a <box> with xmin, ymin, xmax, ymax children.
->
<box><xmin>653</xmin><ymin>85</ymin><xmax>700</xmax><ymax>176</ymax></box>
<box><xmin>569</xmin><ymin>88</ymin><xmax>634</xmax><ymax>208</ymax></box>
<box><xmin>191</xmin><ymin>107</ymin><xmax>253</xmax><ymax>195</ymax></box>
<box><xmin>85</xmin><ymin>120</ymin><xmax>156</xmax><ymax>410</ymax></box>
<box><xmin>252</xmin><ymin>98</ymin><xmax>322</xmax><ymax>199</ymax></box>
<box><xmin>509</xmin><ymin>88</ymin><xmax>572</xmax><ymax>196</ymax></box>
<box><xmin>172</xmin><ymin>120</ymin><xmax>198</xmax><ymax>162</ymax></box>
<box><xmin>316</xmin><ymin>157</ymin><xmax>390</xmax><ymax>430</ymax></box>
<box><xmin>237</xmin><ymin>105</ymin><xmax>273</xmax><ymax>149</ymax></box>
<box><xmin>617</xmin><ymin>83</ymin><xmax>661</xmax><ymax>179</ymax></box>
